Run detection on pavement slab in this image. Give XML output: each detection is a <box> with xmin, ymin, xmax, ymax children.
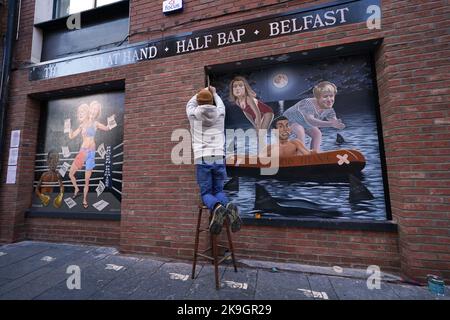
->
<box><xmin>0</xmin><ymin>278</ymin><xmax>10</xmax><ymax>287</ymax></box>
<box><xmin>185</xmin><ymin>265</ymin><xmax>231</xmax><ymax>300</ymax></box>
<box><xmin>389</xmin><ymin>283</ymin><xmax>450</xmax><ymax>300</ymax></box>
<box><xmin>306</xmin><ymin>274</ymin><xmax>339</xmax><ymax>300</ymax></box>
<box><xmin>187</xmin><ymin>264</ymin><xmax>257</xmax><ymax>300</ymax></box>
<box><xmin>127</xmin><ymin>262</ymin><xmax>194</xmax><ymax>300</ymax></box>
<box><xmin>328</xmin><ymin>276</ymin><xmax>403</xmax><ymax>300</ymax></box>
<box><xmin>90</xmin><ymin>258</ymin><xmax>165</xmax><ymax>299</ymax></box>
<box><xmin>255</xmin><ymin>269</ymin><xmax>313</xmax><ymax>300</ymax></box>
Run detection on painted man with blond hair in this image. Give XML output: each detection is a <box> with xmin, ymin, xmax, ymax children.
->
<box><xmin>283</xmin><ymin>81</ymin><xmax>345</xmax><ymax>152</ymax></box>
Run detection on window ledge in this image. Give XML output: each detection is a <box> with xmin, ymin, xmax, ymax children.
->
<box><xmin>35</xmin><ymin>0</ymin><xmax>129</xmax><ymax>31</ymax></box>
<box><xmin>25</xmin><ymin>209</ymin><xmax>121</xmax><ymax>221</ymax></box>
<box><xmin>241</xmin><ymin>217</ymin><xmax>398</xmax><ymax>232</ymax></box>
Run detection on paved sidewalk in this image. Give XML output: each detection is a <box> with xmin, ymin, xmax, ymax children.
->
<box><xmin>0</xmin><ymin>241</ymin><xmax>448</xmax><ymax>300</ymax></box>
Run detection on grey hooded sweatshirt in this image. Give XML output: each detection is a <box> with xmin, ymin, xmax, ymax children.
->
<box><xmin>186</xmin><ymin>93</ymin><xmax>226</xmax><ymax>161</ymax></box>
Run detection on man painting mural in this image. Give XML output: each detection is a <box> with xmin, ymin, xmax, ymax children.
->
<box><xmin>186</xmin><ymin>86</ymin><xmax>242</xmax><ymax>234</ymax></box>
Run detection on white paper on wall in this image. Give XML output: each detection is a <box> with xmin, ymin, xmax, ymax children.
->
<box><xmin>96</xmin><ymin>180</ymin><xmax>106</xmax><ymax>197</ymax></box>
<box><xmin>10</xmin><ymin>130</ymin><xmax>20</xmax><ymax>148</ymax></box>
<box><xmin>8</xmin><ymin>148</ymin><xmax>18</xmax><ymax>166</ymax></box>
<box><xmin>107</xmin><ymin>115</ymin><xmax>117</xmax><ymax>130</ymax></box>
<box><xmin>93</xmin><ymin>200</ymin><xmax>109</xmax><ymax>211</ymax></box>
<box><xmin>62</xmin><ymin>146</ymin><xmax>71</xmax><ymax>158</ymax></box>
<box><xmin>6</xmin><ymin>166</ymin><xmax>17</xmax><ymax>184</ymax></box>
<box><xmin>64</xmin><ymin>197</ymin><xmax>77</xmax><ymax>209</ymax></box>
<box><xmin>97</xmin><ymin>143</ymin><xmax>106</xmax><ymax>159</ymax></box>
<box><xmin>58</xmin><ymin>162</ymin><xmax>71</xmax><ymax>177</ymax></box>
<box><xmin>64</xmin><ymin>119</ymin><xmax>71</xmax><ymax>134</ymax></box>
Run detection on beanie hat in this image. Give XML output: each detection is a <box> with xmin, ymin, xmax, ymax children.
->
<box><xmin>196</xmin><ymin>88</ymin><xmax>214</xmax><ymax>105</ymax></box>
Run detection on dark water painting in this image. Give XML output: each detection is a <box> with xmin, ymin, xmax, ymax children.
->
<box><xmin>210</xmin><ymin>54</ymin><xmax>389</xmax><ymax>221</ymax></box>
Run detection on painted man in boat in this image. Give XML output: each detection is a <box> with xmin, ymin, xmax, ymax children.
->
<box><xmin>262</xmin><ymin>116</ymin><xmax>312</xmax><ymax>158</ymax></box>
<box><xmin>228</xmin><ymin>112</ymin><xmax>365</xmax><ymax>179</ymax></box>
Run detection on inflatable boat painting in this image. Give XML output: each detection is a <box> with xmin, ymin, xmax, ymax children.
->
<box><xmin>226</xmin><ymin>149</ymin><xmax>366</xmax><ymax>180</ymax></box>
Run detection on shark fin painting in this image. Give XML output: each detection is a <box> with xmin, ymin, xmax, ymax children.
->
<box><xmin>348</xmin><ymin>174</ymin><xmax>375</xmax><ymax>203</ymax></box>
<box><xmin>254</xmin><ymin>184</ymin><xmax>342</xmax><ymax>218</ymax></box>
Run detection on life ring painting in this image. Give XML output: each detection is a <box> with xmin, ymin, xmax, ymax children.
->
<box><xmin>31</xmin><ymin>92</ymin><xmax>124</xmax><ymax>215</ymax></box>
<box><xmin>209</xmin><ymin>53</ymin><xmax>391</xmax><ymax>221</ymax></box>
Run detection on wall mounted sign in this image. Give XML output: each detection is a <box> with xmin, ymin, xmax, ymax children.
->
<box><xmin>29</xmin><ymin>0</ymin><xmax>380</xmax><ymax>81</ymax></box>
<box><xmin>163</xmin><ymin>0</ymin><xmax>183</xmax><ymax>15</ymax></box>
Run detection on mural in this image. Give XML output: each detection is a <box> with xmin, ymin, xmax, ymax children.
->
<box><xmin>31</xmin><ymin>92</ymin><xmax>124</xmax><ymax>214</ymax></box>
<box><xmin>210</xmin><ymin>54</ymin><xmax>389</xmax><ymax>221</ymax></box>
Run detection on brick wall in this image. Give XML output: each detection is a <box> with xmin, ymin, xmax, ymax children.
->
<box><xmin>0</xmin><ymin>0</ymin><xmax>448</xmax><ymax>282</ymax></box>
<box><xmin>374</xmin><ymin>0</ymin><xmax>450</xmax><ymax>281</ymax></box>
<box><xmin>25</xmin><ymin>218</ymin><xmax>120</xmax><ymax>246</ymax></box>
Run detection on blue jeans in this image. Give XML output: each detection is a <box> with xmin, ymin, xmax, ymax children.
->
<box><xmin>196</xmin><ymin>161</ymin><xmax>229</xmax><ymax>211</ymax></box>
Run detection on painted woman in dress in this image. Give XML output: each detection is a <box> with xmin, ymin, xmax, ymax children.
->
<box><xmin>68</xmin><ymin>101</ymin><xmax>112</xmax><ymax>209</ymax></box>
<box><xmin>229</xmin><ymin>76</ymin><xmax>274</xmax><ymax>131</ymax></box>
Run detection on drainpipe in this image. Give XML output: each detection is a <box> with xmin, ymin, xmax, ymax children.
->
<box><xmin>0</xmin><ymin>0</ymin><xmax>19</xmax><ymax>172</ymax></box>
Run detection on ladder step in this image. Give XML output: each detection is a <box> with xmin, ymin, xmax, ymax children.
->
<box><xmin>197</xmin><ymin>253</ymin><xmax>214</xmax><ymax>261</ymax></box>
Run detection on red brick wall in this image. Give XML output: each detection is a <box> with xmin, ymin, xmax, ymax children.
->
<box><xmin>0</xmin><ymin>0</ymin><xmax>448</xmax><ymax>282</ymax></box>
<box><xmin>229</xmin><ymin>227</ymin><xmax>400</xmax><ymax>272</ymax></box>
<box><xmin>374</xmin><ymin>0</ymin><xmax>450</xmax><ymax>281</ymax></box>
<box><xmin>25</xmin><ymin>218</ymin><xmax>120</xmax><ymax>246</ymax></box>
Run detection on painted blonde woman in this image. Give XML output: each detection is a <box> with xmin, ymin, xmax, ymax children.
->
<box><xmin>229</xmin><ymin>76</ymin><xmax>274</xmax><ymax>131</ymax></box>
<box><xmin>283</xmin><ymin>81</ymin><xmax>345</xmax><ymax>152</ymax></box>
<box><xmin>68</xmin><ymin>101</ymin><xmax>112</xmax><ymax>209</ymax></box>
